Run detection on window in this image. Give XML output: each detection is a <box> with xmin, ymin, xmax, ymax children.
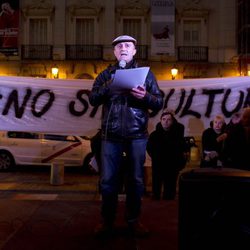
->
<box><xmin>7</xmin><ymin>131</ymin><xmax>39</xmax><ymax>139</ymax></box>
<box><xmin>75</xmin><ymin>18</ymin><xmax>94</xmax><ymax>44</ymax></box>
<box><xmin>123</xmin><ymin>18</ymin><xmax>142</xmax><ymax>44</ymax></box>
<box><xmin>44</xmin><ymin>134</ymin><xmax>67</xmax><ymax>141</ymax></box>
<box><xmin>29</xmin><ymin>18</ymin><xmax>48</xmax><ymax>44</ymax></box>
<box><xmin>44</xmin><ymin>134</ymin><xmax>77</xmax><ymax>142</ymax></box>
<box><xmin>183</xmin><ymin>20</ymin><xmax>201</xmax><ymax>46</ymax></box>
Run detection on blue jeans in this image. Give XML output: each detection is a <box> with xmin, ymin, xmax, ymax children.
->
<box><xmin>100</xmin><ymin>138</ymin><xmax>147</xmax><ymax>224</ymax></box>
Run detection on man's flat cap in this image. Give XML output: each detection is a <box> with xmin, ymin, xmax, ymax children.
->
<box><xmin>112</xmin><ymin>35</ymin><xmax>137</xmax><ymax>46</ymax></box>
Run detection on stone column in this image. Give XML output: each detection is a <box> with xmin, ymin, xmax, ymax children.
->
<box><xmin>53</xmin><ymin>0</ymin><xmax>66</xmax><ymax>60</ymax></box>
<box><xmin>103</xmin><ymin>0</ymin><xmax>115</xmax><ymax>60</ymax></box>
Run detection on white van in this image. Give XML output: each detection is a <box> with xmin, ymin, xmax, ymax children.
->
<box><xmin>0</xmin><ymin>131</ymin><xmax>93</xmax><ymax>171</ymax></box>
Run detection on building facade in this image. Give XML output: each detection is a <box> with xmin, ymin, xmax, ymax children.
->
<box><xmin>0</xmin><ymin>0</ymin><xmax>239</xmax><ymax>80</ymax></box>
<box><xmin>237</xmin><ymin>0</ymin><xmax>250</xmax><ymax>75</ymax></box>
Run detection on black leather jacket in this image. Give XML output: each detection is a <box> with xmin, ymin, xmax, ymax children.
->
<box><xmin>89</xmin><ymin>60</ymin><xmax>163</xmax><ymax>141</ymax></box>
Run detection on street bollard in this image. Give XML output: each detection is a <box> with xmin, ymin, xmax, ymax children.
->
<box><xmin>50</xmin><ymin>160</ymin><xmax>64</xmax><ymax>185</ymax></box>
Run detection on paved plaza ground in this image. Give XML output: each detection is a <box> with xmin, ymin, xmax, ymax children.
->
<box><xmin>0</xmin><ymin>167</ymin><xmax>178</xmax><ymax>250</ymax></box>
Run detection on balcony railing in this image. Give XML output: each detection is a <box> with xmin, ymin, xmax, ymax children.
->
<box><xmin>66</xmin><ymin>45</ymin><xmax>103</xmax><ymax>60</ymax></box>
<box><xmin>178</xmin><ymin>46</ymin><xmax>208</xmax><ymax>62</ymax></box>
<box><xmin>20</xmin><ymin>44</ymin><xmax>148</xmax><ymax>61</ymax></box>
<box><xmin>21</xmin><ymin>45</ymin><xmax>53</xmax><ymax>60</ymax></box>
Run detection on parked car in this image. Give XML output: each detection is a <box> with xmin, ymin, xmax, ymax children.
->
<box><xmin>0</xmin><ymin>131</ymin><xmax>93</xmax><ymax>171</ymax></box>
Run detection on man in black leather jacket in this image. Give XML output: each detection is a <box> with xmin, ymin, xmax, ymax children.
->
<box><xmin>89</xmin><ymin>35</ymin><xmax>163</xmax><ymax>237</ymax></box>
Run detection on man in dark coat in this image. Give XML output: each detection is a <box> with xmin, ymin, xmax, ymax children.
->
<box><xmin>147</xmin><ymin>110</ymin><xmax>187</xmax><ymax>200</ymax></box>
<box><xmin>89</xmin><ymin>35</ymin><xmax>163</xmax><ymax>237</ymax></box>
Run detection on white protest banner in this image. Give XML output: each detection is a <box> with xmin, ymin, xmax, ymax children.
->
<box><xmin>0</xmin><ymin>75</ymin><xmax>249</xmax><ymax>137</ymax></box>
<box><xmin>0</xmin><ymin>76</ymin><xmax>97</xmax><ymax>136</ymax></box>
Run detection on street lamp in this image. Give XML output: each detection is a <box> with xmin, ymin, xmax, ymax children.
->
<box><xmin>171</xmin><ymin>67</ymin><xmax>178</xmax><ymax>80</ymax></box>
<box><xmin>51</xmin><ymin>66</ymin><xmax>59</xmax><ymax>79</ymax></box>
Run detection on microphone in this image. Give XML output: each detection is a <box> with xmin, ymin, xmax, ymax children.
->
<box><xmin>119</xmin><ymin>60</ymin><xmax>126</xmax><ymax>69</ymax></box>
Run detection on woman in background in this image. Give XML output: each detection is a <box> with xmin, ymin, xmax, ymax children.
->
<box><xmin>200</xmin><ymin>114</ymin><xmax>226</xmax><ymax>168</ymax></box>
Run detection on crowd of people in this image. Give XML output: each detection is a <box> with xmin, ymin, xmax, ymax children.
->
<box><xmin>143</xmin><ymin>106</ymin><xmax>250</xmax><ymax>203</ymax></box>
<box><xmin>200</xmin><ymin>108</ymin><xmax>250</xmax><ymax>170</ymax></box>
<box><xmin>90</xmin><ymin>106</ymin><xmax>250</xmax><ymax>203</ymax></box>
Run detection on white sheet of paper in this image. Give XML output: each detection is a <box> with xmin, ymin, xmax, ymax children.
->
<box><xmin>110</xmin><ymin>67</ymin><xmax>150</xmax><ymax>92</ymax></box>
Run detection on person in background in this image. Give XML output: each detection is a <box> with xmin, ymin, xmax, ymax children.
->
<box><xmin>212</xmin><ymin>112</ymin><xmax>241</xmax><ymax>167</ymax></box>
<box><xmin>227</xmin><ymin>112</ymin><xmax>242</xmax><ymax>128</ymax></box>
<box><xmin>147</xmin><ymin>110</ymin><xmax>187</xmax><ymax>200</ymax></box>
<box><xmin>89</xmin><ymin>35</ymin><xmax>163</xmax><ymax>238</ymax></box>
<box><xmin>222</xmin><ymin>108</ymin><xmax>250</xmax><ymax>170</ymax></box>
<box><xmin>200</xmin><ymin>114</ymin><xmax>226</xmax><ymax>168</ymax></box>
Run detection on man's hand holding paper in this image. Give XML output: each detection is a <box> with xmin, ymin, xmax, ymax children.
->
<box><xmin>131</xmin><ymin>85</ymin><xmax>146</xmax><ymax>99</ymax></box>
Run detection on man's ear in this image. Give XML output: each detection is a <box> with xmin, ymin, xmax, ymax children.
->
<box><xmin>132</xmin><ymin>49</ymin><xmax>137</xmax><ymax>56</ymax></box>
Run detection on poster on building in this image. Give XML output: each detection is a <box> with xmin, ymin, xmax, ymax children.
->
<box><xmin>0</xmin><ymin>0</ymin><xmax>19</xmax><ymax>56</ymax></box>
<box><xmin>151</xmin><ymin>0</ymin><xmax>175</xmax><ymax>56</ymax></box>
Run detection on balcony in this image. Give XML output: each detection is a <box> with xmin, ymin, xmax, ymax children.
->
<box><xmin>66</xmin><ymin>45</ymin><xmax>148</xmax><ymax>60</ymax></box>
<box><xmin>177</xmin><ymin>46</ymin><xmax>208</xmax><ymax>62</ymax></box>
<box><xmin>20</xmin><ymin>44</ymin><xmax>148</xmax><ymax>61</ymax></box>
<box><xmin>21</xmin><ymin>45</ymin><xmax>53</xmax><ymax>60</ymax></box>
<box><xmin>66</xmin><ymin>45</ymin><xmax>103</xmax><ymax>60</ymax></box>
